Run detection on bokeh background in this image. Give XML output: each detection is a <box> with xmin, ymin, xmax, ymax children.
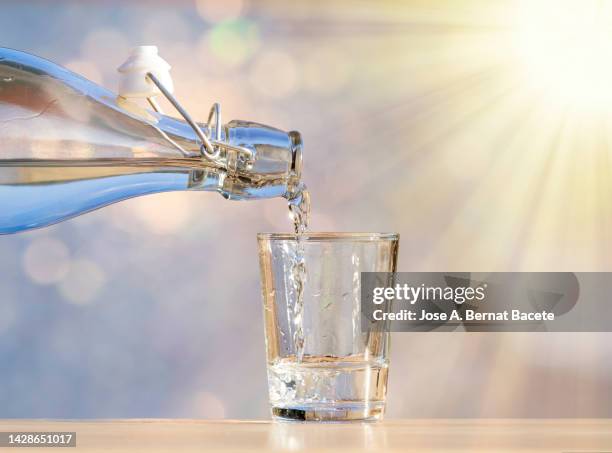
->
<box><xmin>1</xmin><ymin>0</ymin><xmax>612</xmax><ymax>418</ymax></box>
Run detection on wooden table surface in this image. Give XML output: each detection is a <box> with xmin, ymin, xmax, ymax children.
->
<box><xmin>0</xmin><ymin>419</ymin><xmax>611</xmax><ymax>452</ymax></box>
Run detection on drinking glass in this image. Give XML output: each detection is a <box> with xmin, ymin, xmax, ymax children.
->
<box><xmin>257</xmin><ymin>232</ymin><xmax>399</xmax><ymax>421</ymax></box>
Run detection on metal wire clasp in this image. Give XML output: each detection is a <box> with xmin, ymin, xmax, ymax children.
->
<box><xmin>145</xmin><ymin>72</ymin><xmax>252</xmax><ymax>162</ymax></box>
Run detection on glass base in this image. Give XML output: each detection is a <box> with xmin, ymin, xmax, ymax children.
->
<box><xmin>267</xmin><ymin>356</ymin><xmax>389</xmax><ymax>422</ymax></box>
<box><xmin>272</xmin><ymin>403</ymin><xmax>385</xmax><ymax>422</ymax></box>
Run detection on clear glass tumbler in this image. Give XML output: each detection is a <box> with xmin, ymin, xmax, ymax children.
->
<box><xmin>257</xmin><ymin>232</ymin><xmax>399</xmax><ymax>421</ymax></box>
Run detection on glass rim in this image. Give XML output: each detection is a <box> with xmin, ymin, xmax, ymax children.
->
<box><xmin>257</xmin><ymin>232</ymin><xmax>399</xmax><ymax>242</ymax></box>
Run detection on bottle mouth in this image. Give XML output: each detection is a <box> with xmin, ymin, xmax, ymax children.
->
<box><xmin>289</xmin><ymin>130</ymin><xmax>303</xmax><ymax>180</ymax></box>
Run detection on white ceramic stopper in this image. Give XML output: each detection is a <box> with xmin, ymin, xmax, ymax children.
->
<box><xmin>117</xmin><ymin>46</ymin><xmax>173</xmax><ymax>98</ymax></box>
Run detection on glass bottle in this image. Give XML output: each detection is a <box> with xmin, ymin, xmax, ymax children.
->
<box><xmin>0</xmin><ymin>47</ymin><xmax>303</xmax><ymax>233</ymax></box>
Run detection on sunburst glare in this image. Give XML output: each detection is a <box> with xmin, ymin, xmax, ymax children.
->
<box><xmin>510</xmin><ymin>0</ymin><xmax>612</xmax><ymax>112</ymax></box>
